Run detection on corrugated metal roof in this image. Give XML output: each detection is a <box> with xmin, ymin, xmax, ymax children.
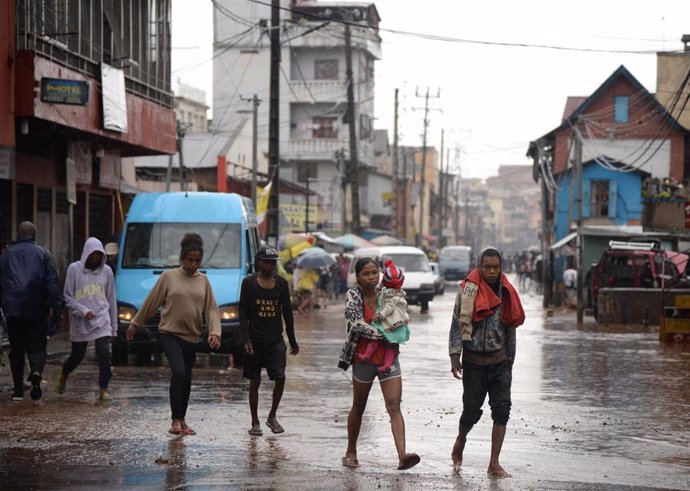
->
<box><xmin>133</xmin><ymin>132</ymin><xmax>232</xmax><ymax>169</ymax></box>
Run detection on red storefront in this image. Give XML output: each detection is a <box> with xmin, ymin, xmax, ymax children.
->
<box><xmin>0</xmin><ymin>1</ymin><xmax>176</xmax><ymax>276</ymax></box>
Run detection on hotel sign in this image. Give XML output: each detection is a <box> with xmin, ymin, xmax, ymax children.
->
<box><xmin>40</xmin><ymin>78</ymin><xmax>89</xmax><ymax>106</ymax></box>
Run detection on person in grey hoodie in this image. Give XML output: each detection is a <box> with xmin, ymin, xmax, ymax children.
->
<box><xmin>54</xmin><ymin>237</ymin><xmax>117</xmax><ymax>401</ymax></box>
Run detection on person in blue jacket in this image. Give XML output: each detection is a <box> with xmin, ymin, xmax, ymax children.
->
<box><xmin>0</xmin><ymin>221</ymin><xmax>63</xmax><ymax>401</ymax></box>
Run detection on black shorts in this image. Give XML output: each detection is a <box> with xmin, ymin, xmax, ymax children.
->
<box><xmin>243</xmin><ymin>339</ymin><xmax>287</xmax><ymax>381</ymax></box>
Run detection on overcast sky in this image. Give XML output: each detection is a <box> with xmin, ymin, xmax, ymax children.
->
<box><xmin>171</xmin><ymin>0</ymin><xmax>690</xmax><ymax>178</ymax></box>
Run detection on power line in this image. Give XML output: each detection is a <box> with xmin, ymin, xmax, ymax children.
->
<box><xmin>248</xmin><ymin>0</ymin><xmax>672</xmax><ymax>55</ymax></box>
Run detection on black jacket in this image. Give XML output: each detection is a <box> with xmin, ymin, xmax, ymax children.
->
<box><xmin>0</xmin><ymin>237</ymin><xmax>63</xmax><ymax>321</ymax></box>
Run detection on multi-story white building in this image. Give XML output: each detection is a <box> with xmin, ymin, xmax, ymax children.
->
<box><xmin>175</xmin><ymin>81</ymin><xmax>209</xmax><ymax>134</ymax></box>
<box><xmin>213</xmin><ymin>0</ymin><xmax>381</xmax><ymax>232</ymax></box>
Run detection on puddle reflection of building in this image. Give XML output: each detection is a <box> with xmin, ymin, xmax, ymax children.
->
<box><xmin>247</xmin><ymin>436</ymin><xmax>287</xmax><ymax>472</ymax></box>
<box><xmin>165</xmin><ymin>437</ymin><xmax>188</xmax><ymax>489</ymax></box>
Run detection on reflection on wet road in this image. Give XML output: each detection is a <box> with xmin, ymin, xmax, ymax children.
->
<box><xmin>0</xmin><ymin>278</ymin><xmax>688</xmax><ymax>489</ymax></box>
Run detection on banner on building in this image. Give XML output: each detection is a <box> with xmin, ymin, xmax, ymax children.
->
<box><xmin>381</xmin><ymin>191</ymin><xmax>393</xmax><ymax>207</ymax></box>
<box><xmin>279</xmin><ymin>203</ymin><xmax>318</xmax><ymax>231</ymax></box>
<box><xmin>411</xmin><ymin>182</ymin><xmax>421</xmax><ymax>207</ymax></box>
<box><xmin>0</xmin><ymin>146</ymin><xmax>15</xmax><ymax>180</ymax></box>
<box><xmin>99</xmin><ymin>152</ymin><xmax>120</xmax><ymax>190</ymax></box>
<box><xmin>65</xmin><ymin>157</ymin><xmax>77</xmax><ymax>205</ymax></box>
<box><xmin>69</xmin><ymin>142</ymin><xmax>92</xmax><ymax>185</ymax></box>
<box><xmin>101</xmin><ymin>64</ymin><xmax>128</xmax><ymax>133</ymax></box>
<box><xmin>256</xmin><ymin>181</ymin><xmax>272</xmax><ymax>224</ymax></box>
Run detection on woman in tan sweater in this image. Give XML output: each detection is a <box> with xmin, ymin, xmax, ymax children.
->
<box><xmin>126</xmin><ymin>233</ymin><xmax>221</xmax><ymax>436</ymax></box>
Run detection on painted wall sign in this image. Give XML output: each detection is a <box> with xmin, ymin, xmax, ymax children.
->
<box><xmin>40</xmin><ymin>78</ymin><xmax>89</xmax><ymax>106</ymax></box>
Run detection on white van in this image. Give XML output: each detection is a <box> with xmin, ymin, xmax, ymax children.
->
<box><xmin>347</xmin><ymin>245</ymin><xmax>435</xmax><ymax>312</ymax></box>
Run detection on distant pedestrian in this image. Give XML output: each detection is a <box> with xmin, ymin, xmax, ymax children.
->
<box><xmin>0</xmin><ymin>221</ymin><xmax>63</xmax><ymax>401</ymax></box>
<box><xmin>316</xmin><ymin>266</ymin><xmax>331</xmax><ymax>309</ymax></box>
<box><xmin>563</xmin><ymin>263</ymin><xmax>577</xmax><ymax>308</ymax></box>
<box><xmin>337</xmin><ymin>253</ymin><xmax>350</xmax><ymax>296</ymax></box>
<box><xmin>239</xmin><ymin>246</ymin><xmax>299</xmax><ymax>436</ymax></box>
<box><xmin>126</xmin><ymin>233</ymin><xmax>221</xmax><ymax>436</ymax></box>
<box><xmin>54</xmin><ymin>238</ymin><xmax>117</xmax><ymax>401</ymax></box>
<box><xmin>296</xmin><ymin>267</ymin><xmax>318</xmax><ymax>314</ymax></box>
<box><xmin>585</xmin><ymin>260</ymin><xmax>598</xmax><ymax>308</ymax></box>
<box><xmin>338</xmin><ymin>257</ymin><xmax>420</xmax><ymax>471</ymax></box>
<box><xmin>449</xmin><ymin>247</ymin><xmax>524</xmax><ymax>477</ymax></box>
<box><xmin>104</xmin><ymin>242</ymin><xmax>119</xmax><ymax>273</ymax></box>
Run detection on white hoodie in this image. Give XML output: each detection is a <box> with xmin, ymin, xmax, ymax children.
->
<box><xmin>63</xmin><ymin>237</ymin><xmax>117</xmax><ymax>342</ymax></box>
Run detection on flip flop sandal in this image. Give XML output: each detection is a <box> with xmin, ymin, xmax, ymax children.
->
<box><xmin>248</xmin><ymin>424</ymin><xmax>263</xmax><ymax>436</ymax></box>
<box><xmin>266</xmin><ymin>419</ymin><xmax>284</xmax><ymax>434</ymax></box>
<box><xmin>397</xmin><ymin>453</ymin><xmax>421</xmax><ymax>470</ymax></box>
<box><xmin>341</xmin><ymin>456</ymin><xmax>360</xmax><ymax>468</ymax></box>
<box><xmin>180</xmin><ymin>427</ymin><xmax>196</xmax><ymax>436</ymax></box>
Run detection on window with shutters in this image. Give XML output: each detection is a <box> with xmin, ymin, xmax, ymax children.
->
<box><xmin>590</xmin><ymin>180</ymin><xmax>610</xmax><ymax>217</ymax></box>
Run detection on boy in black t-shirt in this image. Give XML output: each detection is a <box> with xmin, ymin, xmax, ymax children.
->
<box><xmin>239</xmin><ymin>246</ymin><xmax>299</xmax><ymax>436</ymax></box>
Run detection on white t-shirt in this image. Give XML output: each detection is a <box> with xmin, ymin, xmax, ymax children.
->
<box><xmin>563</xmin><ymin>268</ymin><xmax>577</xmax><ymax>289</ymax></box>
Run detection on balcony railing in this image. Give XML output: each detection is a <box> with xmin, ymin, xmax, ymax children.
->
<box><xmin>288</xmin><ymin>80</ymin><xmax>348</xmax><ymax>103</ymax></box>
<box><xmin>284</xmin><ymin>138</ymin><xmax>373</xmax><ymax>166</ymax></box>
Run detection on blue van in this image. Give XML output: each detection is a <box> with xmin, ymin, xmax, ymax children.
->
<box><xmin>113</xmin><ymin>192</ymin><xmax>259</xmax><ymax>364</ymax></box>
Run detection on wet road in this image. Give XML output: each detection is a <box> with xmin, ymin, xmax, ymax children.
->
<box><xmin>0</xmin><ymin>279</ymin><xmax>689</xmax><ymax>490</ymax></box>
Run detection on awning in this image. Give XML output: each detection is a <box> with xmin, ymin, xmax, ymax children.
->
<box><xmin>550</xmin><ymin>232</ymin><xmax>577</xmax><ymax>251</ymax></box>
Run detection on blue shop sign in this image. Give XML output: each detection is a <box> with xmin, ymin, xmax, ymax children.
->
<box><xmin>40</xmin><ymin>78</ymin><xmax>89</xmax><ymax>106</ymax></box>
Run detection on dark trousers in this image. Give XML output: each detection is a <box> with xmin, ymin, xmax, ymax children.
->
<box><xmin>460</xmin><ymin>360</ymin><xmax>512</xmax><ymax>428</ymax></box>
<box><xmin>160</xmin><ymin>333</ymin><xmax>196</xmax><ymax>420</ymax></box>
<box><xmin>62</xmin><ymin>336</ymin><xmax>112</xmax><ymax>389</ymax></box>
<box><xmin>7</xmin><ymin>317</ymin><xmax>47</xmax><ymax>392</ymax></box>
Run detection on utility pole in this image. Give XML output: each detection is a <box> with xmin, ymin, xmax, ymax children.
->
<box><xmin>392</xmin><ymin>88</ymin><xmax>400</xmax><ymax>239</ymax></box>
<box><xmin>541</xmin><ymin>176</ymin><xmax>552</xmax><ymax>308</ymax></box>
<box><xmin>240</xmin><ymin>94</ymin><xmax>261</xmax><ymax>206</ymax></box>
<box><xmin>177</xmin><ymin>120</ymin><xmax>186</xmax><ymax>192</ymax></box>
<box><xmin>415</xmin><ymin>87</ymin><xmax>440</xmax><ymax>247</ymax></box>
<box><xmin>575</xmin><ymin>117</ymin><xmax>584</xmax><ymax>324</ymax></box>
<box><xmin>443</xmin><ymin>146</ymin><xmax>450</xmax><ymax>245</ymax></box>
<box><xmin>439</xmin><ymin>129</ymin><xmax>444</xmax><ymax>246</ymax></box>
<box><xmin>402</xmin><ymin>148</ymin><xmax>409</xmax><ymax>240</ymax></box>
<box><xmin>267</xmin><ymin>0</ymin><xmax>281</xmax><ymax>247</ymax></box>
<box><xmin>305</xmin><ymin>177</ymin><xmax>310</xmax><ymax>233</ymax></box>
<box><xmin>344</xmin><ymin>18</ymin><xmax>361</xmax><ymax>235</ymax></box>
<box><xmin>335</xmin><ymin>148</ymin><xmax>346</xmax><ymax>233</ymax></box>
<box><xmin>165</xmin><ymin>153</ymin><xmax>173</xmax><ymax>192</ymax></box>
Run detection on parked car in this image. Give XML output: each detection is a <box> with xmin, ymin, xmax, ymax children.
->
<box><xmin>591</xmin><ymin>239</ymin><xmax>689</xmax><ymax>319</ymax></box>
<box><xmin>429</xmin><ymin>261</ymin><xmax>445</xmax><ymax>295</ymax></box>
<box><xmin>348</xmin><ymin>246</ymin><xmax>435</xmax><ymax>312</ymax></box>
<box><xmin>438</xmin><ymin>245</ymin><xmax>472</xmax><ymax>281</ymax></box>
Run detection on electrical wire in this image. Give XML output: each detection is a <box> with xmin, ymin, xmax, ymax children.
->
<box><xmin>248</xmin><ymin>0</ymin><xmax>673</xmax><ymax>55</ymax></box>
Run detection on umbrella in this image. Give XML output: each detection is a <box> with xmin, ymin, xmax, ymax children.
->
<box><xmin>279</xmin><ymin>240</ymin><xmax>313</xmax><ymax>262</ymax></box>
<box><xmin>332</xmin><ymin>233</ymin><xmax>375</xmax><ymax>250</ymax></box>
<box><xmin>370</xmin><ymin>234</ymin><xmax>404</xmax><ymax>246</ymax></box>
<box><xmin>296</xmin><ymin>247</ymin><xmax>336</xmax><ymax>269</ymax></box>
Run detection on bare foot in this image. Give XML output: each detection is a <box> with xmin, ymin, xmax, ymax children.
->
<box><xmin>451</xmin><ymin>434</ymin><xmax>465</xmax><ymax>466</ymax></box>
<box><xmin>397</xmin><ymin>453</ymin><xmax>420</xmax><ymax>470</ymax></box>
<box><xmin>342</xmin><ymin>453</ymin><xmax>360</xmax><ymax>468</ymax></box>
<box><xmin>487</xmin><ymin>463</ymin><xmax>511</xmax><ymax>478</ymax></box>
<box><xmin>180</xmin><ymin>420</ymin><xmax>196</xmax><ymax>436</ymax></box>
<box><xmin>168</xmin><ymin>420</ymin><xmax>183</xmax><ymax>435</ymax></box>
